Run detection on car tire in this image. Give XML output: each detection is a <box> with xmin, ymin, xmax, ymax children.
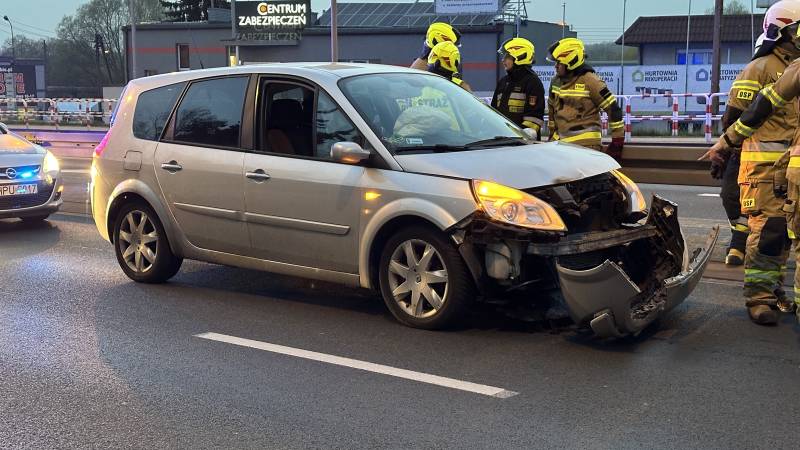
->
<box><xmin>378</xmin><ymin>225</ymin><xmax>475</xmax><ymax>329</ymax></box>
<box><xmin>113</xmin><ymin>202</ymin><xmax>182</xmax><ymax>284</ymax></box>
<box><xmin>20</xmin><ymin>214</ymin><xmax>50</xmax><ymax>223</ymax></box>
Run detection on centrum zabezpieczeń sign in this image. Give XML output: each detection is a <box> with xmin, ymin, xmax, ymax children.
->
<box><xmin>236</xmin><ymin>0</ymin><xmax>310</xmax><ymax>42</ymax></box>
<box><xmin>237</xmin><ymin>1</ymin><xmax>310</xmax><ymax>30</ymax></box>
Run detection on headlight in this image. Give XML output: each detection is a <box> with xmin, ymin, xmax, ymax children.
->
<box><xmin>612</xmin><ymin>170</ymin><xmax>647</xmax><ymax>214</ymax></box>
<box><xmin>43</xmin><ymin>151</ymin><xmax>60</xmax><ymax>173</ymax></box>
<box><xmin>471</xmin><ymin>180</ymin><xmax>567</xmax><ymax>231</ymax></box>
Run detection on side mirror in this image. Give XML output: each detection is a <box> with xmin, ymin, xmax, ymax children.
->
<box><xmin>331</xmin><ymin>142</ymin><xmax>370</xmax><ymax>164</ymax></box>
<box><xmin>0</xmin><ymin>122</ymin><xmax>8</xmax><ymax>134</ymax></box>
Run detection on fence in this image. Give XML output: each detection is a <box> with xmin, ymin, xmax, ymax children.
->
<box><xmin>482</xmin><ymin>92</ymin><xmax>730</xmax><ymax>143</ymax></box>
<box><xmin>0</xmin><ymin>98</ymin><xmax>118</xmax><ymax>130</ymax></box>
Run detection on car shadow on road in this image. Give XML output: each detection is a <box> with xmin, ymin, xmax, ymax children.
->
<box><xmin>169</xmin><ymin>264</ymin><xmax>388</xmax><ymax>317</ymax></box>
<box><xmin>0</xmin><ymin>218</ymin><xmax>62</xmax><ymax>261</ymax></box>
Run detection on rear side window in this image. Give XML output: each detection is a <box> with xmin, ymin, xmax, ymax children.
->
<box><xmin>132</xmin><ymin>82</ymin><xmax>186</xmax><ymax>141</ymax></box>
<box><xmin>173</xmin><ymin>76</ymin><xmax>248</xmax><ymax>148</ymax></box>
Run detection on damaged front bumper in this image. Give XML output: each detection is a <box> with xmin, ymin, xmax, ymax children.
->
<box><xmin>553</xmin><ymin>196</ymin><xmax>719</xmax><ymax>338</ymax></box>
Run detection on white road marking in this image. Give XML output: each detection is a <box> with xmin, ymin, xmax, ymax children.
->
<box><xmin>195</xmin><ymin>332</ymin><xmax>518</xmax><ymax>399</ymax></box>
<box><xmin>61</xmin><ymin>169</ymin><xmax>90</xmax><ymax>174</ymax></box>
<box><xmin>701</xmin><ymin>279</ymin><xmax>743</xmax><ymax>287</ymax></box>
<box><xmin>697</xmin><ymin>193</ymin><xmax>720</xmax><ymax>197</ymax></box>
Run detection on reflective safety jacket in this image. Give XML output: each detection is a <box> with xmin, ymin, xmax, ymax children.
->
<box><xmin>397</xmin><ymin>86</ymin><xmax>462</xmax><ymax>131</ymax></box>
<box><xmin>547</xmin><ymin>65</ymin><xmax>624</xmax><ymax>148</ymax></box>
<box><xmin>492</xmin><ymin>66</ymin><xmax>545</xmax><ymax>135</ymax></box>
<box><xmin>724</xmin><ymin>45</ymin><xmax>798</xmax><ymax>184</ymax></box>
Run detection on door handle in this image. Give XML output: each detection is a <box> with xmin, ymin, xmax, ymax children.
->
<box><xmin>161</xmin><ymin>161</ymin><xmax>182</xmax><ymax>172</ymax></box>
<box><xmin>246</xmin><ymin>170</ymin><xmax>271</xmax><ymax>182</ymax></box>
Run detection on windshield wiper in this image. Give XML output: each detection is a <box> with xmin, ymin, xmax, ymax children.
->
<box><xmin>394</xmin><ymin>144</ymin><xmax>467</xmax><ymax>153</ymax></box>
<box><xmin>464</xmin><ymin>136</ymin><xmax>528</xmax><ymax>148</ymax></box>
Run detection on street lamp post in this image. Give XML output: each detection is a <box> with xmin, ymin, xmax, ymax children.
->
<box><xmin>619</xmin><ymin>0</ymin><xmax>627</xmax><ymax>95</ymax></box>
<box><xmin>3</xmin><ymin>16</ymin><xmax>15</xmax><ymax>63</ymax></box>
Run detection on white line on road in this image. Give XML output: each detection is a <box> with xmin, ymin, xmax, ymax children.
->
<box><xmin>697</xmin><ymin>193</ymin><xmax>720</xmax><ymax>197</ymax></box>
<box><xmin>195</xmin><ymin>332</ymin><xmax>518</xmax><ymax>399</ymax></box>
<box><xmin>61</xmin><ymin>169</ymin><xmax>90</xmax><ymax>174</ymax></box>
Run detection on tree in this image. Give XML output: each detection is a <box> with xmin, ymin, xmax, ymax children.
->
<box><xmin>1</xmin><ymin>35</ymin><xmax>46</xmax><ymax>59</ymax></box>
<box><xmin>137</xmin><ymin>0</ymin><xmax>167</xmax><ymax>22</ymax></box>
<box><xmin>54</xmin><ymin>0</ymin><xmax>129</xmax><ymax>87</ymax></box>
<box><xmin>160</xmin><ymin>0</ymin><xmax>229</xmax><ymax>22</ymax></box>
<box><xmin>705</xmin><ymin>0</ymin><xmax>749</xmax><ymax>14</ymax></box>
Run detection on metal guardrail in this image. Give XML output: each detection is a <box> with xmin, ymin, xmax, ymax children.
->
<box><xmin>0</xmin><ymin>98</ymin><xmax>118</xmax><ymax>130</ymax></box>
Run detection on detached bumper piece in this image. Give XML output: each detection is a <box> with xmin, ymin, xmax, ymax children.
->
<box><xmin>554</xmin><ymin>196</ymin><xmax>719</xmax><ymax>338</ymax></box>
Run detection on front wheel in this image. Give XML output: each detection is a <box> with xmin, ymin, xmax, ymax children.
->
<box><xmin>113</xmin><ymin>202</ymin><xmax>182</xmax><ymax>283</ymax></box>
<box><xmin>378</xmin><ymin>226</ymin><xmax>475</xmax><ymax>329</ymax></box>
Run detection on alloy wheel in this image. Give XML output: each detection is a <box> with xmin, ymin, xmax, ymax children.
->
<box><xmin>387</xmin><ymin>239</ymin><xmax>449</xmax><ymax>318</ymax></box>
<box><xmin>118</xmin><ymin>210</ymin><xmax>159</xmax><ymax>274</ymax></box>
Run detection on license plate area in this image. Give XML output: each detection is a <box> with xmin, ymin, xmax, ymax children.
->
<box><xmin>0</xmin><ymin>184</ymin><xmax>38</xmax><ymax>197</ymax></box>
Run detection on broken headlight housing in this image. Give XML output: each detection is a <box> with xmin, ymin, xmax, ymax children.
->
<box><xmin>471</xmin><ymin>180</ymin><xmax>567</xmax><ymax>232</ymax></box>
<box><xmin>612</xmin><ymin>170</ymin><xmax>647</xmax><ymax>215</ymax></box>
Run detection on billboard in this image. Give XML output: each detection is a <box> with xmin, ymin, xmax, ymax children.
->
<box><xmin>0</xmin><ymin>63</ymin><xmax>40</xmax><ymax>98</ymax></box>
<box><xmin>235</xmin><ymin>0</ymin><xmax>310</xmax><ymax>43</ymax></box>
<box><xmin>434</xmin><ymin>0</ymin><xmax>500</xmax><ymax>15</ymax></box>
<box><xmin>531</xmin><ymin>64</ymin><xmax>747</xmax><ymax>112</ymax></box>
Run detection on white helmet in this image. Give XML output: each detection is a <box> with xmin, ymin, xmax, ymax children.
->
<box><xmin>763</xmin><ymin>0</ymin><xmax>800</xmax><ymax>42</ymax></box>
<box><xmin>754</xmin><ymin>32</ymin><xmax>767</xmax><ymax>55</ymax></box>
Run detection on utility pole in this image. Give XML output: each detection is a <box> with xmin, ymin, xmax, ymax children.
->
<box><xmin>128</xmin><ymin>0</ymin><xmax>137</xmax><ymax>79</ymax></box>
<box><xmin>561</xmin><ymin>3</ymin><xmax>566</xmax><ymax>37</ymax></box>
<box><xmin>331</xmin><ymin>0</ymin><xmax>339</xmax><ymax>63</ymax></box>
<box><xmin>42</xmin><ymin>40</ymin><xmax>48</xmax><ymax>98</ymax></box>
<box><xmin>94</xmin><ymin>33</ymin><xmax>104</xmax><ymax>95</ymax></box>
<box><xmin>684</xmin><ymin>0</ymin><xmax>692</xmax><ymax>111</ymax></box>
<box><xmin>231</xmin><ymin>0</ymin><xmax>239</xmax><ymax>65</ymax></box>
<box><xmin>711</xmin><ymin>0</ymin><xmax>723</xmax><ymax>113</ymax></box>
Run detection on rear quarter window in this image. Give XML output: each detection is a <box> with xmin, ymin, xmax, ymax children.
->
<box><xmin>133</xmin><ymin>82</ymin><xmax>186</xmax><ymax>141</ymax></box>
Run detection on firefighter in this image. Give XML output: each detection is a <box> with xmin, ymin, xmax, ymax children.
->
<box><xmin>546</xmin><ymin>37</ymin><xmax>625</xmax><ymax>160</ymax></box>
<box><xmin>427</xmin><ymin>41</ymin><xmax>473</xmax><ymax>92</ymax></box>
<box><xmin>411</xmin><ymin>22</ymin><xmax>461</xmax><ymax>71</ymax></box>
<box><xmin>701</xmin><ymin>0</ymin><xmax>800</xmax><ymax>325</ymax></box>
<box><xmin>491</xmin><ymin>37</ymin><xmax>545</xmax><ymax>138</ymax></box>
<box><xmin>714</xmin><ymin>35</ymin><xmax>773</xmax><ymax>267</ymax></box>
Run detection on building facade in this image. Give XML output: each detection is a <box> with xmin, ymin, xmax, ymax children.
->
<box><xmin>617</xmin><ymin>14</ymin><xmax>764</xmax><ymax>66</ymax></box>
<box><xmin>123</xmin><ymin>2</ymin><xmax>574</xmax><ymax>93</ymax></box>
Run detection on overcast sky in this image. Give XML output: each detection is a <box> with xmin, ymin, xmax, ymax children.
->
<box><xmin>0</xmin><ymin>0</ymin><xmax>763</xmax><ymax>44</ymax></box>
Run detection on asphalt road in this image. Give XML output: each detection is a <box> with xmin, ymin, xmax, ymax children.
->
<box><xmin>2</xmin><ymin>187</ymin><xmax>800</xmax><ymax>448</ymax></box>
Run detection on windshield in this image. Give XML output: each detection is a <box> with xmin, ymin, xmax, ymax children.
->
<box><xmin>339</xmin><ymin>73</ymin><xmax>526</xmax><ymax>153</ymax></box>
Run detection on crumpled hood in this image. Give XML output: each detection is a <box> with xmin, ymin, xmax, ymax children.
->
<box><xmin>393</xmin><ymin>141</ymin><xmax>620</xmax><ymax>189</ymax></box>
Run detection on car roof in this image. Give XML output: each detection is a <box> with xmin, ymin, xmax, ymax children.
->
<box><xmin>129</xmin><ymin>63</ymin><xmax>431</xmax><ymax>91</ymax></box>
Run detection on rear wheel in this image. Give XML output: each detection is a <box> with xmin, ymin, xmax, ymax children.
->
<box><xmin>113</xmin><ymin>202</ymin><xmax>182</xmax><ymax>283</ymax></box>
<box><xmin>378</xmin><ymin>226</ymin><xmax>475</xmax><ymax>329</ymax></box>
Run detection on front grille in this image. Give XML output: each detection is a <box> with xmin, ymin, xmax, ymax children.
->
<box><xmin>0</xmin><ymin>181</ymin><xmax>54</xmax><ymax>210</ymax></box>
<box><xmin>0</xmin><ymin>165</ymin><xmax>41</xmax><ymax>180</ymax></box>
<box><xmin>526</xmin><ymin>173</ymin><xmax>627</xmax><ymax>233</ymax></box>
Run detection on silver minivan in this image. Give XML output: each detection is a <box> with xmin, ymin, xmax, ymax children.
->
<box><xmin>91</xmin><ymin>63</ymin><xmax>718</xmax><ymax>338</ymax></box>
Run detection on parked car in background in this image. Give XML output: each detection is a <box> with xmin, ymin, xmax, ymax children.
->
<box><xmin>0</xmin><ymin>122</ymin><xmax>63</xmax><ymax>222</ymax></box>
<box><xmin>90</xmin><ymin>64</ymin><xmax>718</xmax><ymax>338</ymax></box>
